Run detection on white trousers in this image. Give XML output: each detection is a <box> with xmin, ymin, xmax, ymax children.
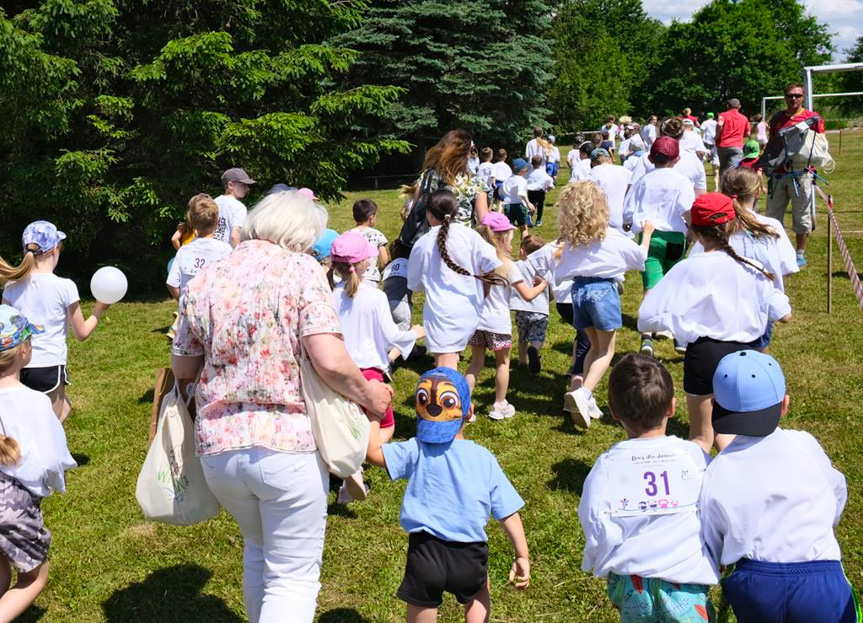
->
<box><xmin>201</xmin><ymin>448</ymin><xmax>329</xmax><ymax>623</ymax></box>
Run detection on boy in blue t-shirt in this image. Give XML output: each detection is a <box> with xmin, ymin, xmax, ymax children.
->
<box><xmin>366</xmin><ymin>367</ymin><xmax>530</xmax><ymax>622</ymax></box>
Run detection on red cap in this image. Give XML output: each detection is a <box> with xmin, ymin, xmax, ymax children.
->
<box><xmin>650</xmin><ymin>136</ymin><xmax>679</xmax><ymax>161</ymax></box>
<box><xmin>691</xmin><ymin>193</ymin><xmax>736</xmax><ymax>227</ymax></box>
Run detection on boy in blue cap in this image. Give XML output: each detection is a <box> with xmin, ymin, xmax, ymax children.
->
<box><xmin>366</xmin><ymin>367</ymin><xmax>530</xmax><ymax>623</ymax></box>
<box><xmin>699</xmin><ymin>350</ymin><xmax>856</xmax><ymax>623</ymax></box>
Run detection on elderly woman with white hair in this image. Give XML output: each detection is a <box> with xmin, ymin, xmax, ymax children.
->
<box><xmin>172</xmin><ymin>190</ymin><xmax>393</xmax><ymax>623</ymax></box>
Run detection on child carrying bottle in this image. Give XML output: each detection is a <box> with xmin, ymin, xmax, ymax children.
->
<box><xmin>365</xmin><ymin>367</ymin><xmax>530</xmax><ymax>623</ymax></box>
<box><xmin>556</xmin><ymin>182</ymin><xmax>654</xmax><ymax>428</ymax></box>
<box><xmin>2</xmin><ymin>222</ymin><xmax>111</xmax><ymax>422</ymax></box>
<box><xmin>0</xmin><ymin>305</ymin><xmax>76</xmax><ymax>621</ymax></box>
<box><xmin>465</xmin><ymin>213</ymin><xmax>547</xmax><ymax>420</ymax></box>
<box><xmin>407</xmin><ymin>190</ymin><xmax>504</xmax><ymax>370</ymax></box>
<box><xmin>330</xmin><ymin>232</ymin><xmax>425</xmax><ymax>501</ymax></box>
<box><xmin>579</xmin><ymin>353</ymin><xmax>719</xmax><ymax>622</ymax></box>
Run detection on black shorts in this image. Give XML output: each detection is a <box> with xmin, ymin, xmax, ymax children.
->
<box><xmin>683</xmin><ymin>337</ymin><xmax>753</xmax><ymax>396</ymax></box>
<box><xmin>556</xmin><ymin>302</ymin><xmax>574</xmax><ymax>327</ymax></box>
<box><xmin>397</xmin><ymin>531</ymin><xmax>488</xmax><ymax>608</ymax></box>
<box><xmin>20</xmin><ymin>366</ymin><xmax>68</xmax><ymax>394</ymax></box>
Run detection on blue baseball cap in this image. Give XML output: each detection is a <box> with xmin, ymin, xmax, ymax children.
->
<box><xmin>22</xmin><ymin>221</ymin><xmax>66</xmax><ymax>255</ymax></box>
<box><xmin>415</xmin><ymin>367</ymin><xmax>471</xmax><ymax>444</ymax></box>
<box><xmin>0</xmin><ymin>305</ymin><xmax>43</xmax><ymax>352</ymax></box>
<box><xmin>310</xmin><ymin>229</ymin><xmax>338</xmax><ymax>263</ymax></box>
<box><xmin>712</xmin><ymin>350</ymin><xmax>786</xmax><ymax>436</ymax></box>
<box><xmin>512</xmin><ymin>157</ymin><xmax>529</xmax><ymax>172</ymax></box>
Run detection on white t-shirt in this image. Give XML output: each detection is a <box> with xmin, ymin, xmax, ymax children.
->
<box><xmin>680</xmin><ymin>132</ymin><xmax>707</xmax><ymax>156</ymax></box>
<box><xmin>350</xmin><ymin>227</ymin><xmax>388</xmax><ymax>283</ymax></box>
<box><xmin>700</xmin><ymin>429</ymin><xmax>846</xmax><ymax>566</ymax></box>
<box><xmin>623</xmin><ymin>167</ymin><xmax>695</xmax><ymax>234</ymax></box>
<box><xmin>642</xmin><ymin>124</ymin><xmax>658</xmax><ymax>148</ymax></box>
<box><xmin>556</xmin><ymin>228</ymin><xmax>647</xmax><ymax>283</ymax></box>
<box><xmin>510</xmin><ymin>260</ymin><xmax>550</xmax><ymax>315</ymax></box>
<box><xmin>492</xmin><ymin>162</ymin><xmax>512</xmax><ymax>183</ymax></box>
<box><xmin>567</xmin><ymin>149</ymin><xmax>580</xmax><ymax>168</ymax></box>
<box><xmin>3</xmin><ymin>274</ymin><xmax>79</xmax><ymax>367</ymax></box>
<box><xmin>407</xmin><ymin>224</ymin><xmax>502</xmax><ymax>353</ymax></box>
<box><xmin>526</xmin><ymin>169</ymin><xmax>554</xmax><ymax>192</ymax></box>
<box><xmin>525</xmin><ymin>139</ymin><xmax>546</xmax><ymax>164</ymax></box>
<box><xmin>548</xmin><ymin>146</ymin><xmax>561</xmax><ymax>164</ymax></box>
<box><xmin>637</xmin><ymin>252</ymin><xmax>792</xmax><ymax>345</ymax></box>
<box><xmin>0</xmin><ymin>385</ymin><xmax>76</xmax><ymax>497</ymax></box>
<box><xmin>701</xmin><ymin>119</ymin><xmax>718</xmax><ymax>145</ymax></box>
<box><xmin>332</xmin><ymin>281</ymin><xmax>417</xmax><ymax>371</ymax></box>
<box><xmin>166</xmin><ymin>237</ymin><xmax>232</xmax><ymax>296</ymax></box>
<box><xmin>502</xmin><ymin>175</ymin><xmax>528</xmax><ymax>204</ymax></box>
<box><xmin>618</xmin><ymin>138</ymin><xmax>632</xmax><ymax>159</ymax></box>
<box><xmin>603</xmin><ymin>124</ymin><xmax>618</xmax><ymax>150</ymax></box>
<box><xmin>213</xmin><ymin>195</ymin><xmax>248</xmax><ymax>244</ymax></box>
<box><xmin>527</xmin><ymin>244</ymin><xmax>573</xmax><ymax>303</ymax></box>
<box><xmin>624</xmin><ymin>154</ymin><xmax>641</xmax><ymax>175</ymax></box>
<box><xmin>477</xmin><ymin>262</ymin><xmax>523</xmax><ymax>334</ymax></box>
<box><xmin>579</xmin><ymin>436</ymin><xmax>719</xmax><ymax>585</ymax></box>
<box><xmin>467</xmin><ymin>155</ymin><xmax>480</xmax><ymax>175</ymax></box>
<box><xmin>589</xmin><ymin>164</ymin><xmax>632</xmax><ymax>230</ymax></box>
<box><xmin>478</xmin><ymin>161</ymin><xmax>495</xmax><ymax>187</ymax></box>
<box><xmin>629</xmin><ymin>150</ymin><xmax>707</xmax><ymax>192</ymax></box>
<box><xmin>689</xmin><ymin>211</ymin><xmax>798</xmax><ymax>291</ymax></box>
<box><xmin>628</xmin><ymin>134</ymin><xmax>645</xmax><ymax>153</ymax></box>
<box><xmin>570</xmin><ymin>158</ymin><xmax>593</xmax><ymax>183</ymax></box>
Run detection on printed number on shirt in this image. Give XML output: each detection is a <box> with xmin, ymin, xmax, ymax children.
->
<box><xmin>608</xmin><ymin>449</ymin><xmax>701</xmax><ymax>517</ymax></box>
<box><xmin>194</xmin><ymin>257</ymin><xmax>206</xmax><ymax>269</ymax></box>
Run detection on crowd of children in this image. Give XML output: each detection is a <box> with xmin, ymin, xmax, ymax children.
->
<box><xmin>0</xmin><ymin>113</ymin><xmax>854</xmax><ymax>623</ymax></box>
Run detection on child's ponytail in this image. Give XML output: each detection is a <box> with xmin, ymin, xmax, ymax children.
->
<box><xmin>733</xmin><ymin>197</ymin><xmax>779</xmax><ymax>239</ymax></box>
<box><xmin>692</xmin><ymin>222</ymin><xmax>776</xmax><ymax>282</ymax></box>
<box><xmin>331</xmin><ymin>261</ymin><xmax>363</xmax><ymax>298</ymax></box>
<box><xmin>0</xmin><ymin>252</ymin><xmax>35</xmax><ymax>286</ymax></box>
<box><xmin>0</xmin><ymin>435</ymin><xmax>20</xmax><ymax>467</ymax></box>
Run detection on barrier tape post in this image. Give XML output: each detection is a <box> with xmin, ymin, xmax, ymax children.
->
<box><xmin>828</xmin><ymin>198</ymin><xmax>833</xmax><ymax>313</ymax></box>
<box><xmin>826</xmin><ymin>196</ymin><xmax>863</xmax><ymax>312</ymax></box>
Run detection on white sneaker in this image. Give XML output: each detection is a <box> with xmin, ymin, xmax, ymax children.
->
<box><xmin>564</xmin><ymin>389</ymin><xmax>591</xmax><ymax>428</ymax></box>
<box><xmin>489</xmin><ymin>401</ymin><xmax>516</xmax><ymax>420</ymax></box>
<box><xmin>655</xmin><ymin>330</ymin><xmax>674</xmax><ymax>341</ymax></box>
<box><xmin>587</xmin><ymin>395</ymin><xmax>603</xmax><ymax>419</ymax></box>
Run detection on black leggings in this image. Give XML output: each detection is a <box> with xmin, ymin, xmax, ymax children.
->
<box><xmin>527</xmin><ymin>189</ymin><xmax>546</xmax><ymax>223</ymax></box>
<box><xmin>556</xmin><ymin>302</ymin><xmax>591</xmax><ymax>376</ymax></box>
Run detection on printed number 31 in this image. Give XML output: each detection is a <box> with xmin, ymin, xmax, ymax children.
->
<box><xmin>644</xmin><ymin>471</ymin><xmax>670</xmax><ymax>496</ymax></box>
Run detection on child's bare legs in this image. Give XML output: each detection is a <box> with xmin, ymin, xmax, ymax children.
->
<box><xmin>686</xmin><ymin>393</ymin><xmax>715</xmax><ymax>453</ymax></box>
<box><xmin>47</xmin><ymin>385</ymin><xmax>71</xmax><ymax>423</ymax></box>
<box><xmin>582</xmin><ymin>328</ymin><xmax>616</xmax><ymax>392</ymax></box>
<box><xmin>407</xmin><ymin>604</ymin><xmax>438</xmax><ymax>623</ymax></box>
<box><xmin>517</xmin><ymin>342</ymin><xmax>527</xmax><ymax>365</ymax></box>
<box><xmin>0</xmin><ymin>560</ymin><xmax>50</xmax><ymax>622</ymax></box>
<box><xmin>464</xmin><ymin>578</ymin><xmax>491</xmax><ymax>623</ymax></box>
<box><xmin>435</xmin><ymin>352</ymin><xmax>460</xmax><ymax>370</ymax></box>
<box><xmin>492</xmin><ymin>348</ymin><xmax>511</xmax><ymax>404</ymax></box>
<box><xmin>465</xmin><ymin>346</ymin><xmax>487</xmax><ymax>392</ymax></box>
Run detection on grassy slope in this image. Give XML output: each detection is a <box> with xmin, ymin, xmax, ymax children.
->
<box><xmin>27</xmin><ymin>132</ymin><xmax>863</xmax><ymax>623</ymax></box>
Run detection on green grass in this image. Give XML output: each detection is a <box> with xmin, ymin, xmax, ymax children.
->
<box><xmin>26</xmin><ymin>131</ymin><xmax>863</xmax><ymax>622</ymax></box>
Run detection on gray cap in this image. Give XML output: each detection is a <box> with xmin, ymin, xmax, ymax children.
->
<box><xmin>221</xmin><ymin>167</ymin><xmax>256</xmax><ymax>186</ymax></box>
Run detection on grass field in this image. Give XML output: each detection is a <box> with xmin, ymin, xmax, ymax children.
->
<box><xmin>22</xmin><ymin>131</ymin><xmax>863</xmax><ymax>623</ymax></box>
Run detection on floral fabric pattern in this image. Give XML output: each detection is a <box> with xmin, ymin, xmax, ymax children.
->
<box><xmin>173</xmin><ymin>240</ymin><xmax>342</xmax><ymax>456</ymax></box>
<box><xmin>422</xmin><ymin>169</ymin><xmax>491</xmax><ymax>226</ymax></box>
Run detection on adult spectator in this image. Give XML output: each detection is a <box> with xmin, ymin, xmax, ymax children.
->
<box><xmin>588</xmin><ymin>148</ymin><xmax>631</xmax><ymax>231</ymax></box>
<box><xmin>215</xmin><ymin>168</ymin><xmax>256</xmax><ymax>247</ymax></box>
<box><xmin>628</xmin><ymin>117</ymin><xmax>707</xmax><ymax>197</ymax></box>
<box><xmin>682</xmin><ymin>107</ymin><xmax>701</xmax><ymax>128</ymax></box>
<box><xmin>700</xmin><ymin>113</ymin><xmax>720</xmax><ymax>191</ymax></box>
<box><xmin>680</xmin><ymin>119</ymin><xmax>708</xmax><ymax>160</ymax></box>
<box><xmin>172</xmin><ymin>191</ymin><xmax>393</xmax><ymax>623</ymax></box>
<box><xmin>715</xmin><ymin>98</ymin><xmax>751</xmax><ymax>174</ymax></box>
<box><xmin>602</xmin><ymin>116</ymin><xmax>619</xmax><ymax>153</ymax></box>
<box><xmin>752</xmin><ymin>113</ymin><xmax>768</xmax><ymax>148</ymax></box>
<box><xmin>642</xmin><ymin>115</ymin><xmax>658</xmax><ymax>149</ymax></box>
<box><xmin>764</xmin><ymin>82</ymin><xmax>826</xmax><ymax>268</ymax></box>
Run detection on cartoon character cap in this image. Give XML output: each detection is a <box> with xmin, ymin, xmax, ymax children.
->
<box><xmin>0</xmin><ymin>304</ymin><xmax>43</xmax><ymax>352</ymax></box>
<box><xmin>415</xmin><ymin>367</ymin><xmax>471</xmax><ymax>443</ymax></box>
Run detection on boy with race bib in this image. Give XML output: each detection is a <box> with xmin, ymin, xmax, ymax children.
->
<box><xmin>579</xmin><ymin>353</ymin><xmax>719</xmax><ymax>621</ymax></box>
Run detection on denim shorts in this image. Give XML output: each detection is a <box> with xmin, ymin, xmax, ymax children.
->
<box><xmin>571</xmin><ymin>277</ymin><xmax>622</xmax><ymax>331</ymax></box>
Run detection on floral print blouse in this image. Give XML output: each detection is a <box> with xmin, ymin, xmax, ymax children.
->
<box><xmin>422</xmin><ymin>169</ymin><xmax>491</xmax><ymax>226</ymax></box>
<box><xmin>172</xmin><ymin>239</ymin><xmax>342</xmax><ymax>456</ymax></box>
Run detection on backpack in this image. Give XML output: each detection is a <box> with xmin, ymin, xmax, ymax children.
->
<box><xmin>396</xmin><ymin>170</ymin><xmax>439</xmax><ymax>251</ymax></box>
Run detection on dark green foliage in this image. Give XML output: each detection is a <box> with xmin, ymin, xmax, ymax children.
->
<box><xmin>0</xmin><ymin>0</ymin><xmax>407</xmax><ymax>290</ymax></box>
<box><xmin>835</xmin><ymin>37</ymin><xmax>863</xmax><ymax>115</ymax></box>
<box><xmin>333</xmin><ymin>0</ymin><xmax>554</xmax><ymax>147</ymax></box>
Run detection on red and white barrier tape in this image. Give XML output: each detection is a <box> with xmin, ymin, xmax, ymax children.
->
<box><xmin>827</xmin><ymin>197</ymin><xmax>863</xmax><ymax>310</ymax></box>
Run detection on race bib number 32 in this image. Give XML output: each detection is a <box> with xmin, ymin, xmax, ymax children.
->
<box><xmin>608</xmin><ymin>448</ymin><xmax>703</xmax><ymax>517</ymax></box>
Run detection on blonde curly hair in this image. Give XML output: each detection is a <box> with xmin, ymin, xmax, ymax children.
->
<box><xmin>557</xmin><ymin>181</ymin><xmax>609</xmax><ymax>247</ymax></box>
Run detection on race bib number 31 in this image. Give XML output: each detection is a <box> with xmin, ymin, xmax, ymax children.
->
<box><xmin>608</xmin><ymin>448</ymin><xmax>703</xmax><ymax>517</ymax></box>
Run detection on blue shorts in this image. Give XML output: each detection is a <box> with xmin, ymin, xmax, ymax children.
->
<box><xmin>571</xmin><ymin>277</ymin><xmax>621</xmax><ymax>331</ymax></box>
<box><xmin>607</xmin><ymin>572</ymin><xmax>713</xmax><ymax>622</ymax></box>
<box><xmin>724</xmin><ymin>558</ymin><xmax>860</xmax><ymax>623</ymax></box>
<box><xmin>546</xmin><ymin>162</ymin><xmax>559</xmax><ymax>177</ymax></box>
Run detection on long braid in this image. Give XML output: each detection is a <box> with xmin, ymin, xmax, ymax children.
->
<box><xmin>436</xmin><ymin>216</ymin><xmax>507</xmax><ymax>286</ymax></box>
<box><xmin>697</xmin><ymin>224</ymin><xmax>776</xmax><ymax>282</ymax></box>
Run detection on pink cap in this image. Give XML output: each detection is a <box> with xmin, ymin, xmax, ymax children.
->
<box><xmin>330</xmin><ymin>232</ymin><xmax>378</xmax><ymax>265</ymax></box>
<box><xmin>298</xmin><ymin>187</ymin><xmax>317</xmax><ymax>200</ymax></box>
<box><xmin>481</xmin><ymin>211</ymin><xmax>516</xmax><ymax>232</ymax></box>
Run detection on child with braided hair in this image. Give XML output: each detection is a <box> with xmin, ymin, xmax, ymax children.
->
<box><xmin>408</xmin><ymin>190</ymin><xmax>505</xmax><ymax>369</ymax></box>
<box><xmin>638</xmin><ymin>193</ymin><xmax>792</xmax><ymax>452</ymax></box>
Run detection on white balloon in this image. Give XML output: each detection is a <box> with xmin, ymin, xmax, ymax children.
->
<box><xmin>90</xmin><ymin>266</ymin><xmax>128</xmax><ymax>304</ymax></box>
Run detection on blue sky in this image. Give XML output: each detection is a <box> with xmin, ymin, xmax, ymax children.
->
<box><xmin>643</xmin><ymin>0</ymin><xmax>862</xmax><ymax>60</ymax></box>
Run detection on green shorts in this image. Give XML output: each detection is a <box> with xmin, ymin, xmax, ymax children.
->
<box><xmin>641</xmin><ymin>230</ymin><xmax>687</xmax><ymax>291</ymax></box>
<box><xmin>607</xmin><ymin>572</ymin><xmax>714</xmax><ymax>622</ymax></box>
<box><xmin>505</xmin><ymin>203</ymin><xmax>528</xmax><ymax>226</ymax></box>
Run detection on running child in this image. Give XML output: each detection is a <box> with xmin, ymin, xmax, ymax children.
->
<box><xmin>0</xmin><ymin>305</ymin><xmax>76</xmax><ymax>621</ymax></box>
<box><xmin>2</xmin><ymin>222</ymin><xmax>111</xmax><ymax>422</ymax></box>
<box><xmin>166</xmin><ymin>194</ymin><xmax>232</xmax><ymax>301</ymax></box>
<box><xmin>383</xmin><ymin>241</ymin><xmax>413</xmax><ymax>331</ymax></box>
<box><xmin>350</xmin><ymin>199</ymin><xmax>389</xmax><ymax>284</ymax></box>
<box><xmin>622</xmin><ymin>136</ymin><xmax>695</xmax><ymax>356</ymax></box>
<box><xmin>407</xmin><ymin>190</ymin><xmax>504</xmax><ymax>370</ymax></box>
<box><xmin>700</xmin><ymin>350</ymin><xmax>855</xmax><ymax>623</ymax></box>
<box><xmin>637</xmin><ymin>193</ymin><xmax>792</xmax><ymax>452</ymax></box>
<box><xmin>365</xmin><ymin>367</ymin><xmax>530</xmax><ymax>623</ymax></box>
<box><xmin>330</xmin><ymin>232</ymin><xmax>425</xmax><ymax>502</ymax></box>
<box><xmin>557</xmin><ymin>182</ymin><xmax>654</xmax><ymax>428</ymax></box>
<box><xmin>490</xmin><ymin>149</ymin><xmax>512</xmax><ymax>206</ymax></box>
<box><xmin>477</xmin><ymin>147</ymin><xmax>495</xmax><ymax>190</ymax></box>
<box><xmin>465</xmin><ymin>213</ymin><xmax>547</xmax><ymax>421</ymax></box>
<box><xmin>500</xmin><ymin>158</ymin><xmax>535</xmax><ymax>238</ymax></box>
<box><xmin>526</xmin><ymin>155</ymin><xmax>554</xmax><ymax>228</ymax></box>
<box><xmin>214</xmin><ymin>167</ymin><xmax>256</xmax><ymax>246</ymax></box>
<box><xmin>579</xmin><ymin>353</ymin><xmax>719</xmax><ymax>622</ymax></box>
<box><xmin>510</xmin><ymin>235</ymin><xmax>550</xmax><ymax>374</ymax></box>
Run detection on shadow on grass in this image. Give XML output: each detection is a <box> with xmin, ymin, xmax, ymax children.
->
<box><xmin>102</xmin><ymin>564</ymin><xmax>242</xmax><ymax>622</ymax></box>
<box><xmin>71</xmin><ymin>453</ymin><xmax>90</xmax><ymax>467</ymax></box>
<box><xmin>548</xmin><ymin>458</ymin><xmax>592</xmax><ymax>495</ymax></box>
<box><xmin>17</xmin><ymin>606</ymin><xmax>46</xmax><ymax>622</ymax></box>
<box><xmin>138</xmin><ymin>388</ymin><xmax>155</xmax><ymax>404</ymax></box>
<box><xmin>319</xmin><ymin>608</ymin><xmax>373</xmax><ymax>622</ymax></box>
<box><xmin>328</xmin><ymin>501</ymin><xmax>359</xmax><ymax>520</ymax></box>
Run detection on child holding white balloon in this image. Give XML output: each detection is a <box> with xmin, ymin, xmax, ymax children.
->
<box><xmin>1</xmin><ymin>221</ymin><xmax>114</xmax><ymax>422</ymax></box>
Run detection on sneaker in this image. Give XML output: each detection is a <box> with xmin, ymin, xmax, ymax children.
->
<box><xmin>640</xmin><ymin>338</ymin><xmax>654</xmax><ymax>357</ymax></box>
<box><xmin>655</xmin><ymin>330</ymin><xmax>674</xmax><ymax>341</ymax></box>
<box><xmin>489</xmin><ymin>401</ymin><xmax>516</xmax><ymax>420</ymax></box>
<box><xmin>796</xmin><ymin>253</ymin><xmax>807</xmax><ymax>268</ymax></box>
<box><xmin>527</xmin><ymin>346</ymin><xmax>542</xmax><ymax>374</ymax></box>
<box><xmin>563</xmin><ymin>389</ymin><xmax>591</xmax><ymax>429</ymax></box>
<box><xmin>674</xmin><ymin>338</ymin><xmax>686</xmax><ymax>353</ymax></box>
<box><xmin>536</xmin><ymin>219</ymin><xmax>543</xmax><ymax>227</ymax></box>
<box><xmin>587</xmin><ymin>395</ymin><xmax>603</xmax><ymax>419</ymax></box>
<box><xmin>343</xmin><ymin>469</ymin><xmax>368</xmax><ymax>501</ymax></box>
